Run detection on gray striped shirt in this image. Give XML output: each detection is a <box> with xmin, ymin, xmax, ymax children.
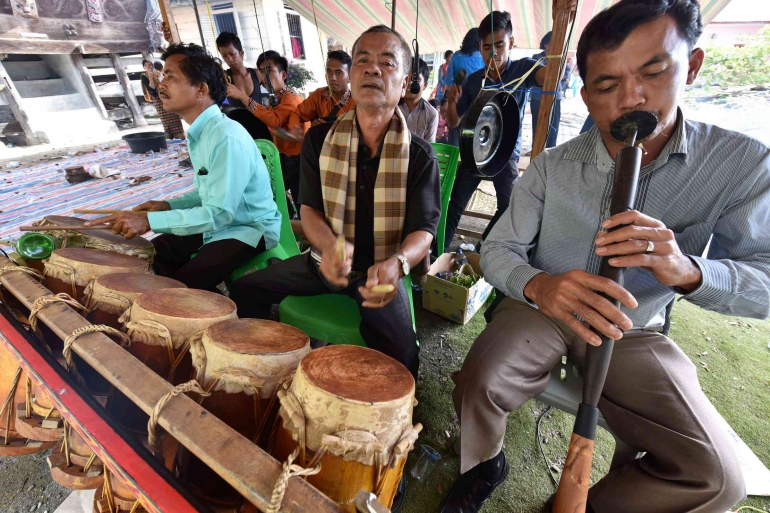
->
<box><xmin>481</xmin><ymin>113</ymin><xmax>770</xmax><ymax>328</ymax></box>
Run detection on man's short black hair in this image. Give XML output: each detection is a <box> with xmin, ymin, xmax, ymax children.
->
<box><xmin>327</xmin><ymin>50</ymin><xmax>352</xmax><ymax>70</ymax></box>
<box><xmin>440</xmin><ymin>97</ymin><xmax>448</xmax><ymax>106</ymax></box>
<box><xmin>479</xmin><ymin>11</ymin><xmax>512</xmax><ymax>41</ymax></box>
<box><xmin>215</xmin><ymin>31</ymin><xmax>243</xmax><ymax>53</ymax></box>
<box><xmin>351</xmin><ymin>25</ymin><xmax>413</xmax><ymax>74</ymax></box>
<box><xmin>153</xmin><ymin>61</ymin><xmax>163</xmax><ymax>71</ymax></box>
<box><xmin>429</xmin><ymin>98</ymin><xmax>440</xmax><ymax>109</ymax></box>
<box><xmin>257</xmin><ymin>50</ymin><xmax>288</xmax><ymax>73</ymax></box>
<box><xmin>444</xmin><ymin>49</ymin><xmax>454</xmax><ymax>59</ymax></box>
<box><xmin>576</xmin><ymin>0</ymin><xmax>703</xmax><ymax>82</ymax></box>
<box><xmin>161</xmin><ymin>43</ymin><xmax>227</xmax><ymax>106</ymax></box>
<box><xmin>417</xmin><ymin>58</ymin><xmax>429</xmax><ymax>84</ymax></box>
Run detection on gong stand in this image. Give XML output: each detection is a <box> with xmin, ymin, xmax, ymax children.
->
<box><xmin>531</xmin><ymin>0</ymin><xmax>576</xmax><ymax>159</ymax></box>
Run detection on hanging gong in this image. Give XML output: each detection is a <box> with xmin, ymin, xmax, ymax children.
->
<box><xmin>459</xmin><ymin>89</ymin><xmax>520</xmax><ymax>178</ymax></box>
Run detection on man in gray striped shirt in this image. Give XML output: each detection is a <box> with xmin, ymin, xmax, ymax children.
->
<box><xmin>442</xmin><ymin>1</ymin><xmax>770</xmax><ymax>512</ymax></box>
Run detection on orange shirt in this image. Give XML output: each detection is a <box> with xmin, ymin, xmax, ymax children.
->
<box><xmin>296</xmin><ymin>87</ymin><xmax>356</xmax><ymax>123</ymax></box>
<box><xmin>251</xmin><ymin>90</ymin><xmax>308</xmax><ymax>156</ymax></box>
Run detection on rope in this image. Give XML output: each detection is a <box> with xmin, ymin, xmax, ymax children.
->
<box><xmin>43</xmin><ymin>261</ymin><xmax>78</xmax><ymax>299</ymax></box>
<box><xmin>309</xmin><ymin>0</ymin><xmax>332</xmax><ymax>98</ymax></box>
<box><xmin>28</xmin><ymin>293</ymin><xmax>88</xmax><ymax>338</ymax></box>
<box><xmin>266</xmin><ymin>446</ymin><xmax>322</xmax><ymax>513</ymax></box>
<box><xmin>1</xmin><ymin>367</ymin><xmax>21</xmax><ymax>445</ymax></box>
<box><xmin>125</xmin><ymin>320</ymin><xmax>186</xmax><ymax>381</ymax></box>
<box><xmin>63</xmin><ymin>325</ymin><xmax>131</xmax><ymax>387</ymax></box>
<box><xmin>0</xmin><ymin>266</ymin><xmax>43</xmax><ymax>282</ymax></box>
<box><xmin>147</xmin><ymin>380</ymin><xmax>210</xmax><ymax>454</ymax></box>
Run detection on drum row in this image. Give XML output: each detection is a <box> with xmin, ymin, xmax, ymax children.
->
<box><xmin>0</xmin><ymin>243</ymin><xmax>421</xmax><ymax>513</ymax></box>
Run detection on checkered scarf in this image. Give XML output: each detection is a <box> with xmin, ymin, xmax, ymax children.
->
<box><xmin>319</xmin><ymin>107</ymin><xmax>410</xmax><ymax>263</ymax></box>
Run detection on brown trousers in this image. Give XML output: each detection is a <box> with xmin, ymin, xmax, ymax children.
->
<box><xmin>452</xmin><ymin>298</ymin><xmax>745</xmax><ymax>513</ymax></box>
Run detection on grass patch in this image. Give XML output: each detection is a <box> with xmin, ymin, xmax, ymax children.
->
<box><xmin>404</xmin><ymin>296</ymin><xmax>770</xmax><ymax>512</ymax></box>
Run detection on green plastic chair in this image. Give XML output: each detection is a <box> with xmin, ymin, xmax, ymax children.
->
<box><xmin>230</xmin><ymin>139</ymin><xmax>300</xmax><ymax>282</ymax></box>
<box><xmin>430</xmin><ymin>143</ymin><xmax>459</xmax><ymax>256</ymax></box>
<box><xmin>278</xmin><ymin>143</ymin><xmax>458</xmax><ymax>347</ymax></box>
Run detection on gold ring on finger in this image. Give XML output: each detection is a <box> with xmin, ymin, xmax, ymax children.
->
<box><xmin>645</xmin><ymin>240</ymin><xmax>655</xmax><ymax>253</ymax></box>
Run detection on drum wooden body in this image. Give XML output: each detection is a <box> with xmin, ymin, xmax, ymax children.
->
<box><xmin>36</xmin><ymin>215</ymin><xmax>155</xmax><ymax>264</ymax></box>
<box><xmin>271</xmin><ymin>345</ymin><xmax>421</xmax><ymax>512</ymax></box>
<box><xmin>179</xmin><ymin>319</ymin><xmax>310</xmax><ymax>510</ymax></box>
<box><xmin>108</xmin><ymin>289</ymin><xmax>237</xmax><ymax>435</ymax></box>
<box><xmin>49</xmin><ymin>424</ymin><xmax>104</xmax><ymax>490</ymax></box>
<box><xmin>85</xmin><ymin>273</ymin><xmax>187</xmax><ymax>331</ymax></box>
<box><xmin>0</xmin><ymin>344</ymin><xmax>55</xmax><ymax>456</ymax></box>
<box><xmin>15</xmin><ymin>381</ymin><xmax>64</xmax><ymax>442</ymax></box>
<box><xmin>44</xmin><ymin>248</ymin><xmax>150</xmax><ymax>303</ymax></box>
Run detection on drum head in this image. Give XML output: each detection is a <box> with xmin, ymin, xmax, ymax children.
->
<box><xmin>460</xmin><ymin>89</ymin><xmax>520</xmax><ymax>178</ymax></box>
<box><xmin>96</xmin><ymin>273</ymin><xmax>186</xmax><ymax>294</ymax></box>
<box><xmin>54</xmin><ymin>248</ymin><xmax>147</xmax><ymax>269</ymax></box>
<box><xmin>206</xmin><ymin>319</ymin><xmax>309</xmax><ymax>355</ymax></box>
<box><xmin>40</xmin><ymin>216</ymin><xmax>154</xmax><ymax>252</ymax></box>
<box><xmin>134</xmin><ymin>288</ymin><xmax>236</xmax><ymax>319</ymax></box>
<box><xmin>300</xmin><ymin>345</ymin><xmax>413</xmax><ymax>403</ymax></box>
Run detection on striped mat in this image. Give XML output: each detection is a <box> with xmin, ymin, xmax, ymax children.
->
<box><xmin>0</xmin><ymin>142</ymin><xmax>194</xmax><ymax>251</ymax></box>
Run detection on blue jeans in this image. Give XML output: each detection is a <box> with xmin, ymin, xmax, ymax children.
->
<box><xmin>530</xmin><ymin>96</ymin><xmax>561</xmax><ymax>148</ymax></box>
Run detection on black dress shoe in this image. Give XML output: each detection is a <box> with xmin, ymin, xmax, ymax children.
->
<box><xmin>439</xmin><ymin>454</ymin><xmax>510</xmax><ymax>513</ymax></box>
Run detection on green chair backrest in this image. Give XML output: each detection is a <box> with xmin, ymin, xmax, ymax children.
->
<box><xmin>255</xmin><ymin>139</ymin><xmax>298</xmax><ymax>258</ymax></box>
<box><xmin>430</xmin><ymin>142</ymin><xmax>460</xmax><ymax>256</ymax></box>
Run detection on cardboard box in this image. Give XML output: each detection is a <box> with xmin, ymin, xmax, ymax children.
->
<box><xmin>423</xmin><ymin>252</ymin><xmax>494</xmax><ymax>324</ymax></box>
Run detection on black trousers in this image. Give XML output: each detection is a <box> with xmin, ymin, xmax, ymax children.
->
<box><xmin>531</xmin><ymin>96</ymin><xmax>561</xmax><ymax>149</ymax></box>
<box><xmin>444</xmin><ymin>163</ymin><xmax>518</xmax><ymax>248</ymax></box>
<box><xmin>228</xmin><ymin>253</ymin><xmax>419</xmax><ymax>377</ymax></box>
<box><xmin>152</xmin><ymin>234</ymin><xmax>265</xmax><ymax>292</ymax></box>
<box><xmin>279</xmin><ymin>153</ymin><xmax>301</xmax><ymax>218</ymax></box>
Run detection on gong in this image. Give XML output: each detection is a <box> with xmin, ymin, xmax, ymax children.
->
<box><xmin>459</xmin><ymin>89</ymin><xmax>520</xmax><ymax>178</ymax></box>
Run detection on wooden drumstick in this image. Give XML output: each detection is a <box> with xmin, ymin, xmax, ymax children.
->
<box><xmin>73</xmin><ymin>209</ymin><xmax>127</xmax><ymax>214</ymax></box>
<box><xmin>370</xmin><ymin>284</ymin><xmax>395</xmax><ymax>294</ymax></box>
<box><xmin>336</xmin><ymin>235</ymin><xmax>347</xmax><ymax>262</ymax></box>
<box><xmin>20</xmin><ymin>225</ymin><xmax>110</xmax><ymax>231</ymax></box>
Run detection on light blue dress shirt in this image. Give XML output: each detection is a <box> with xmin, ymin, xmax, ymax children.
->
<box><xmin>147</xmin><ymin>104</ymin><xmax>281</xmax><ymax>250</ymax></box>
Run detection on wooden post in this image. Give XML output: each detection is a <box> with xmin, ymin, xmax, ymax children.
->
<box><xmin>391</xmin><ymin>0</ymin><xmax>397</xmax><ymax>30</ymax></box>
<box><xmin>159</xmin><ymin>0</ymin><xmax>182</xmax><ymax>44</ymax></box>
<box><xmin>531</xmin><ymin>0</ymin><xmax>574</xmax><ymax>159</ymax></box>
<box><xmin>191</xmin><ymin>0</ymin><xmax>207</xmax><ymax>47</ymax></box>
<box><xmin>0</xmin><ymin>60</ymin><xmax>46</xmax><ymax>146</ymax></box>
<box><xmin>71</xmin><ymin>53</ymin><xmax>109</xmax><ymax>120</ymax></box>
<box><xmin>109</xmin><ymin>53</ymin><xmax>148</xmax><ymax>128</ymax></box>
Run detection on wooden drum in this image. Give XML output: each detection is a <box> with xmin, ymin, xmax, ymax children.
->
<box><xmin>44</xmin><ymin>248</ymin><xmax>150</xmax><ymax>304</ymax></box>
<box><xmin>179</xmin><ymin>319</ymin><xmax>310</xmax><ymax>510</ymax></box>
<box><xmin>108</xmin><ymin>289</ymin><xmax>237</xmax><ymax>435</ymax></box>
<box><xmin>35</xmin><ymin>215</ymin><xmax>156</xmax><ymax>264</ymax></box>
<box><xmin>0</xmin><ymin>344</ymin><xmax>55</xmax><ymax>456</ymax></box>
<box><xmin>84</xmin><ymin>273</ymin><xmax>187</xmax><ymax>330</ymax></box>
<box><xmin>15</xmin><ymin>380</ymin><xmax>64</xmax><ymax>443</ymax></box>
<box><xmin>49</xmin><ymin>423</ymin><xmax>104</xmax><ymax>490</ymax></box>
<box><xmin>271</xmin><ymin>345</ymin><xmax>421</xmax><ymax>512</ymax></box>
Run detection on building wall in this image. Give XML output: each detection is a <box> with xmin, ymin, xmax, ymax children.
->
<box><xmin>170</xmin><ymin>0</ymin><xmax>325</xmax><ymax>94</ymax></box>
<box><xmin>699</xmin><ymin>22</ymin><xmax>768</xmax><ymax>47</ymax></box>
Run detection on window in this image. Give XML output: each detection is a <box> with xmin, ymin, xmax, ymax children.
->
<box><xmin>211</xmin><ymin>3</ymin><xmax>238</xmax><ymax>36</ymax></box>
<box><xmin>286</xmin><ymin>13</ymin><xmax>305</xmax><ymax>59</ymax></box>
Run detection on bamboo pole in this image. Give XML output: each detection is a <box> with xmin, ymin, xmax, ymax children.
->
<box><xmin>531</xmin><ymin>0</ymin><xmax>574</xmax><ymax>159</ymax></box>
<box><xmin>158</xmin><ymin>0</ymin><xmax>181</xmax><ymax>44</ymax></box>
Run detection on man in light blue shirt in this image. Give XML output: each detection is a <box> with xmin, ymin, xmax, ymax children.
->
<box><xmin>85</xmin><ymin>43</ymin><xmax>280</xmax><ymax>291</ymax></box>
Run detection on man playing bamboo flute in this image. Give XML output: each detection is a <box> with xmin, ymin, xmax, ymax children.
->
<box><xmin>442</xmin><ymin>1</ymin><xmax>770</xmax><ymax>512</ymax></box>
<box><xmin>86</xmin><ymin>44</ymin><xmax>281</xmax><ymax>292</ymax></box>
<box><xmin>228</xmin><ymin>26</ymin><xmax>442</xmax><ymax>379</ymax></box>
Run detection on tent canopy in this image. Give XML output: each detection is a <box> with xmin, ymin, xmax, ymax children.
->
<box><xmin>284</xmin><ymin>0</ymin><xmax>732</xmax><ymax>54</ymax></box>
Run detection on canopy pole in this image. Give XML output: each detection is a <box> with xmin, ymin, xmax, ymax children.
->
<box><xmin>391</xmin><ymin>0</ymin><xmax>397</xmax><ymax>30</ymax></box>
<box><xmin>191</xmin><ymin>0</ymin><xmax>207</xmax><ymax>46</ymax></box>
<box><xmin>531</xmin><ymin>0</ymin><xmax>574</xmax><ymax>158</ymax></box>
<box><xmin>158</xmin><ymin>0</ymin><xmax>181</xmax><ymax>44</ymax></box>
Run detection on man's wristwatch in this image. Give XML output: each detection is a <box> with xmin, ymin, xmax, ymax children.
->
<box><xmin>395</xmin><ymin>254</ymin><xmax>410</xmax><ymax>277</ymax></box>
